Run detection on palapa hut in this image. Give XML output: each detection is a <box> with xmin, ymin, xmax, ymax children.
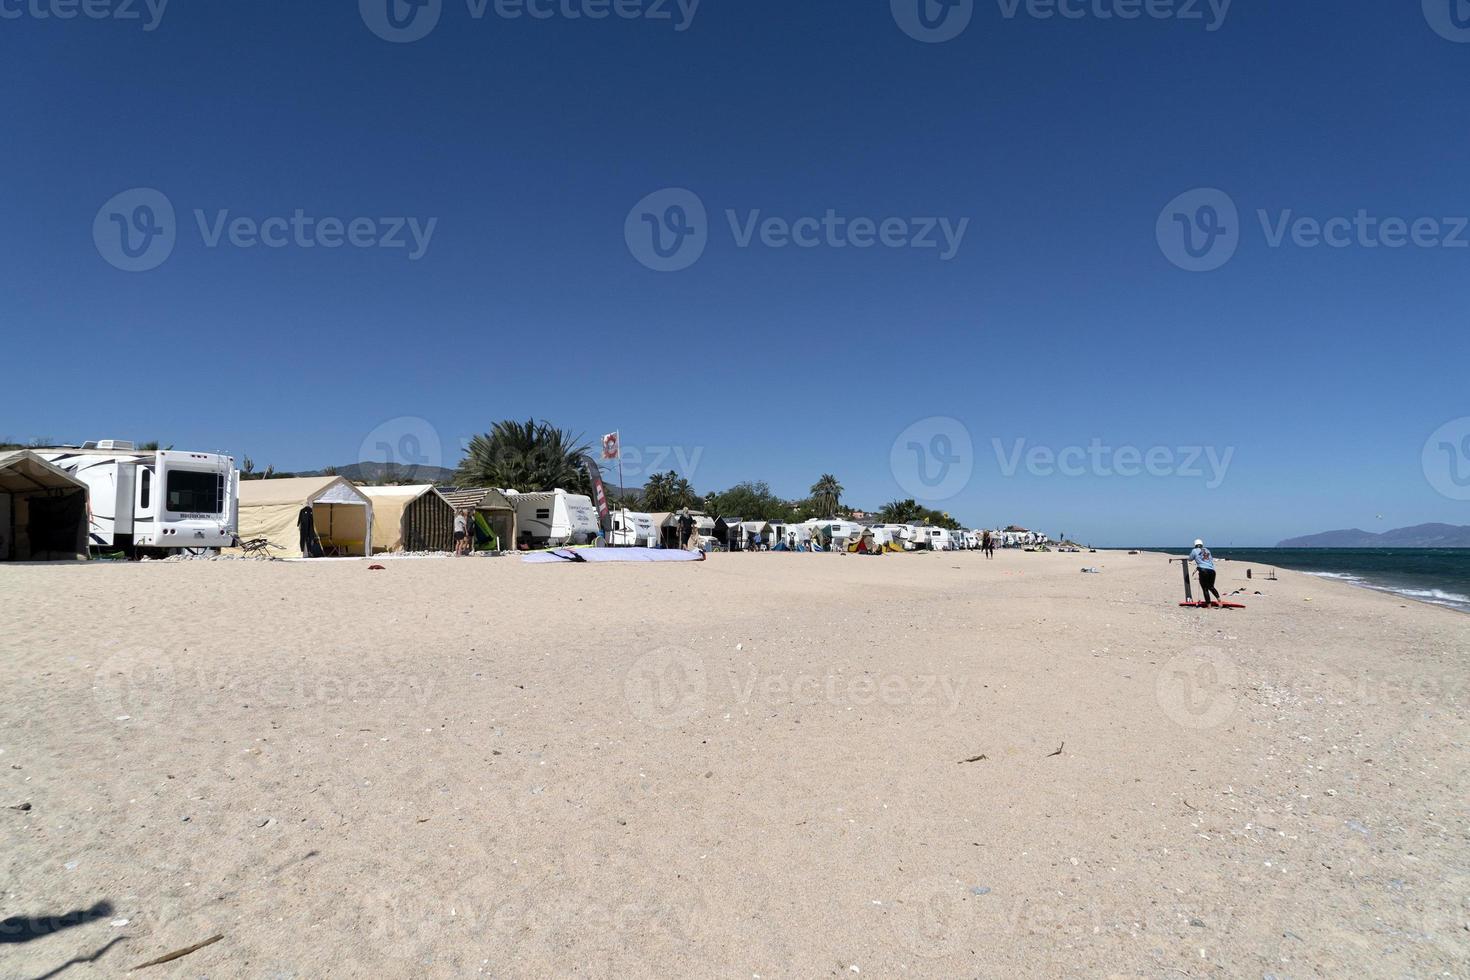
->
<box><xmin>438</xmin><ymin>488</ymin><xmax>517</xmax><ymax>552</ymax></box>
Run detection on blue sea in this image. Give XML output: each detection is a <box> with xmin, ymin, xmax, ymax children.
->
<box><xmin>1148</xmin><ymin>548</ymin><xmax>1470</xmax><ymax>614</ymax></box>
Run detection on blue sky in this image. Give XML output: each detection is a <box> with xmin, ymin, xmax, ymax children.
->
<box><xmin>3</xmin><ymin>0</ymin><xmax>1467</xmax><ymax>545</ymax></box>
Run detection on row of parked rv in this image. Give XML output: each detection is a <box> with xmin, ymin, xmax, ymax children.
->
<box><xmin>0</xmin><ymin>441</ymin><xmax>1050</xmax><ymax>561</ymax></box>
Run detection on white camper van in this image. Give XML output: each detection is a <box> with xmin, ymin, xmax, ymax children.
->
<box><xmin>609</xmin><ymin>508</ymin><xmax>658</xmax><ymax>548</ymax></box>
<box><xmin>37</xmin><ymin>440</ymin><xmax>238</xmax><ymax>556</ymax></box>
<box><xmin>504</xmin><ymin>489</ymin><xmax>599</xmax><ymax>548</ymax></box>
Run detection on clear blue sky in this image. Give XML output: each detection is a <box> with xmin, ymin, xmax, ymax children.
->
<box><xmin>4</xmin><ymin>1</ymin><xmax>1467</xmax><ymax>545</ymax></box>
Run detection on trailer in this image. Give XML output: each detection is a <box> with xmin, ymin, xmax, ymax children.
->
<box><xmin>504</xmin><ymin>489</ymin><xmax>599</xmax><ymax>548</ymax></box>
<box><xmin>37</xmin><ymin>440</ymin><xmax>238</xmax><ymax>557</ymax></box>
<box><xmin>609</xmin><ymin>508</ymin><xmax>659</xmax><ymax>548</ymax></box>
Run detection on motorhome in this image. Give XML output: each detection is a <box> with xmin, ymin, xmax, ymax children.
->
<box><xmin>37</xmin><ymin>440</ymin><xmax>238</xmax><ymax>556</ymax></box>
<box><xmin>609</xmin><ymin>508</ymin><xmax>659</xmax><ymax>548</ymax></box>
<box><xmin>874</xmin><ymin>523</ymin><xmax>917</xmax><ymax>550</ymax></box>
<box><xmin>503</xmin><ymin>489</ymin><xmax>599</xmax><ymax>548</ymax></box>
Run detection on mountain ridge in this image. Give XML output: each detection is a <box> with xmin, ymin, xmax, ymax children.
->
<box><xmin>1277</xmin><ymin>523</ymin><xmax>1470</xmax><ymax>548</ymax></box>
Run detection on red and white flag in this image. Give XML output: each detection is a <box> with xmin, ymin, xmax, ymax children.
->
<box><xmin>601</xmin><ymin>431</ymin><xmax>620</xmax><ymax>461</ymax></box>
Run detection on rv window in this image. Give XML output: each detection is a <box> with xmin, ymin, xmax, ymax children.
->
<box><xmin>165</xmin><ymin>470</ymin><xmax>222</xmax><ymax>514</ymax></box>
<box><xmin>535</xmin><ymin>509</ymin><xmax>551</xmax><ymax>520</ymax></box>
<box><xmin>139</xmin><ymin>469</ymin><xmax>151</xmax><ymax>509</ymax></box>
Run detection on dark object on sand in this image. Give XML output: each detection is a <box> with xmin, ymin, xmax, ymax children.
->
<box><xmin>1046</xmin><ymin>742</ymin><xmax>1065</xmax><ymax>757</ymax></box>
<box><xmin>130</xmin><ymin>934</ymin><xmax>224</xmax><ymax>970</ymax></box>
<box><xmin>959</xmin><ymin>754</ymin><xmax>989</xmax><ymax>764</ymax></box>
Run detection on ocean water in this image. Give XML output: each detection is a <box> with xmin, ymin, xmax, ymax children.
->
<box><xmin>1147</xmin><ymin>548</ymin><xmax>1470</xmax><ymax>614</ymax></box>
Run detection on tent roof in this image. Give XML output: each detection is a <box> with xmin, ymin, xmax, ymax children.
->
<box><xmin>358</xmin><ymin>484</ymin><xmax>436</xmax><ymax>502</ymax></box>
<box><xmin>0</xmin><ymin>450</ymin><xmax>88</xmax><ymax>495</ymax></box>
<box><xmin>439</xmin><ymin>487</ymin><xmax>515</xmax><ymax>512</ymax></box>
<box><xmin>238</xmin><ymin>475</ymin><xmax>369</xmax><ymax>507</ymax></box>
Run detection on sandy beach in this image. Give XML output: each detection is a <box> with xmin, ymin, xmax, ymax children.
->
<box><xmin>1</xmin><ymin>549</ymin><xmax>1466</xmax><ymax>978</ymax></box>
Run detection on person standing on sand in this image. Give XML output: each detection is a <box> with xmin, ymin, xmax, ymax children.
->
<box><xmin>453</xmin><ymin>510</ymin><xmax>468</xmax><ymax>556</ymax></box>
<box><xmin>1190</xmin><ymin>538</ymin><xmax>1221</xmax><ymax>607</ymax></box>
<box><xmin>982</xmin><ymin>530</ymin><xmax>994</xmax><ymax>559</ymax></box>
<box><xmin>678</xmin><ymin>509</ymin><xmax>694</xmax><ymax>549</ymax></box>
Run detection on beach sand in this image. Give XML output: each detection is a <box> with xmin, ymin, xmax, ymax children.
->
<box><xmin>1</xmin><ymin>550</ymin><xmax>1466</xmax><ymax>978</ymax></box>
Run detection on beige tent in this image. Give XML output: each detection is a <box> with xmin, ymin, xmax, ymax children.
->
<box><xmin>236</xmin><ymin>476</ymin><xmax>373</xmax><ymax>557</ymax></box>
<box><xmin>360</xmin><ymin>485</ymin><xmax>453</xmax><ymax>553</ymax></box>
<box><xmin>0</xmin><ymin>450</ymin><xmax>90</xmax><ymax>561</ymax></box>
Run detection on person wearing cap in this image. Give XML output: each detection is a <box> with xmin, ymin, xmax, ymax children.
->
<box><xmin>1189</xmin><ymin>538</ymin><xmax>1221</xmax><ymax>607</ymax></box>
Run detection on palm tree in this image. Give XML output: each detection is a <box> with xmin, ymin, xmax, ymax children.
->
<box><xmin>878</xmin><ymin>499</ymin><xmax>926</xmax><ymax>524</ymax></box>
<box><xmin>810</xmin><ymin>474</ymin><xmax>843</xmax><ymax>517</ymax></box>
<box><xmin>457</xmin><ymin>419</ymin><xmax>591</xmax><ymax>492</ymax></box>
<box><xmin>640</xmin><ymin>471</ymin><xmax>700</xmax><ymax>511</ymax></box>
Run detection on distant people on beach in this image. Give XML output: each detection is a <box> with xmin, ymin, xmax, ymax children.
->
<box><xmin>678</xmin><ymin>509</ymin><xmax>694</xmax><ymax>549</ymax></box>
<box><xmin>982</xmin><ymin>530</ymin><xmax>994</xmax><ymax>559</ymax></box>
<box><xmin>1190</xmin><ymin>538</ymin><xmax>1221</xmax><ymax>606</ymax></box>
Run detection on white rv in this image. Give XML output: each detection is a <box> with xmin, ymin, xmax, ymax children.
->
<box><xmin>609</xmin><ymin>508</ymin><xmax>658</xmax><ymax>548</ymax></box>
<box><xmin>875</xmin><ymin>523</ymin><xmax>917</xmax><ymax>550</ymax></box>
<box><xmin>37</xmin><ymin>440</ymin><xmax>239</xmax><ymax>556</ymax></box>
<box><xmin>503</xmin><ymin>489</ymin><xmax>599</xmax><ymax>548</ymax></box>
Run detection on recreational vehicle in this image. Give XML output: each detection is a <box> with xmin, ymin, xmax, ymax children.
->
<box><xmin>38</xmin><ymin>441</ymin><xmax>238</xmax><ymax>556</ymax></box>
<box><xmin>609</xmin><ymin>509</ymin><xmax>659</xmax><ymax>548</ymax></box>
<box><xmin>503</xmin><ymin>489</ymin><xmax>599</xmax><ymax>548</ymax></box>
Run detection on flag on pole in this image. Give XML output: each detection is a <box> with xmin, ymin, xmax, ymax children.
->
<box><xmin>601</xmin><ymin>431</ymin><xmax>621</xmax><ymax>461</ymax></box>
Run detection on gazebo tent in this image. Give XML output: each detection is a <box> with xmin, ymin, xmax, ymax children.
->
<box><xmin>236</xmin><ymin>476</ymin><xmax>373</xmax><ymax>557</ymax></box>
<box><xmin>438</xmin><ymin>488</ymin><xmax>517</xmax><ymax>552</ymax></box>
<box><xmin>0</xmin><ymin>450</ymin><xmax>90</xmax><ymax>561</ymax></box>
<box><xmin>360</xmin><ymin>485</ymin><xmax>454</xmax><ymax>553</ymax></box>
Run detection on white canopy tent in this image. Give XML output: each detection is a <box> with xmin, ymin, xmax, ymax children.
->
<box><xmin>236</xmin><ymin>476</ymin><xmax>374</xmax><ymax>557</ymax></box>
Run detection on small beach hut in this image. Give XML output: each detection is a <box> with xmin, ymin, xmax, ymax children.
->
<box><xmin>0</xmin><ymin>450</ymin><xmax>90</xmax><ymax>561</ymax></box>
<box><xmin>360</xmin><ymin>485</ymin><xmax>455</xmax><ymax>553</ymax></box>
<box><xmin>236</xmin><ymin>476</ymin><xmax>374</xmax><ymax>557</ymax></box>
<box><xmin>438</xmin><ymin>488</ymin><xmax>517</xmax><ymax>552</ymax></box>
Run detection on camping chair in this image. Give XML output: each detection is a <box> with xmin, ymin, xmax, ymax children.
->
<box><xmin>238</xmin><ymin>537</ymin><xmax>281</xmax><ymax>560</ymax></box>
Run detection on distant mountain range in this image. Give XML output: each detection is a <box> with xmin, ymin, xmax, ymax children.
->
<box><xmin>281</xmin><ymin>462</ymin><xmax>460</xmax><ymax>485</ymax></box>
<box><xmin>1278</xmin><ymin>523</ymin><xmax>1470</xmax><ymax>548</ymax></box>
